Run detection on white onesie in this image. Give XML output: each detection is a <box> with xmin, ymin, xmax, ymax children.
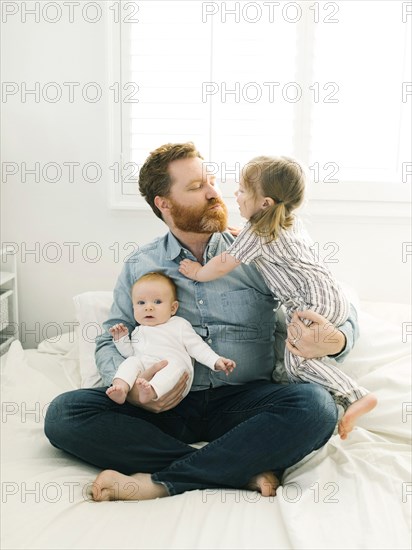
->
<box><xmin>112</xmin><ymin>315</ymin><xmax>220</xmax><ymax>399</ymax></box>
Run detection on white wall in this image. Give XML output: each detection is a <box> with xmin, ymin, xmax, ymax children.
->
<box><xmin>1</xmin><ymin>2</ymin><xmax>411</xmax><ymax>349</ymax></box>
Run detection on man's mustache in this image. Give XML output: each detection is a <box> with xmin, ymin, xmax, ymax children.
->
<box><xmin>206</xmin><ymin>197</ymin><xmax>226</xmax><ymax>209</ymax></box>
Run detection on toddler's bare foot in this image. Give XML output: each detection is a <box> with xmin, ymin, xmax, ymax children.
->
<box><xmin>106</xmin><ymin>384</ymin><xmax>128</xmax><ymax>405</ymax></box>
<box><xmin>338</xmin><ymin>393</ymin><xmax>378</xmax><ymax>440</ymax></box>
<box><xmin>92</xmin><ymin>470</ymin><xmax>168</xmax><ymax>502</ymax></box>
<box><xmin>135</xmin><ymin>378</ymin><xmax>157</xmax><ymax>404</ymax></box>
<box><xmin>244</xmin><ymin>471</ymin><xmax>280</xmax><ymax>497</ymax></box>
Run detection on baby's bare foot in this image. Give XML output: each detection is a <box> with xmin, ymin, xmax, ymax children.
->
<box><xmin>92</xmin><ymin>470</ymin><xmax>168</xmax><ymax>502</ymax></box>
<box><xmin>338</xmin><ymin>393</ymin><xmax>378</xmax><ymax>440</ymax></box>
<box><xmin>245</xmin><ymin>471</ymin><xmax>280</xmax><ymax>497</ymax></box>
<box><xmin>106</xmin><ymin>384</ymin><xmax>128</xmax><ymax>405</ymax></box>
<box><xmin>135</xmin><ymin>378</ymin><xmax>157</xmax><ymax>404</ymax></box>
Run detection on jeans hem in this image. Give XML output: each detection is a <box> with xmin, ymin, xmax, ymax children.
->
<box><xmin>151</xmin><ymin>474</ymin><xmax>174</xmax><ymax>496</ymax></box>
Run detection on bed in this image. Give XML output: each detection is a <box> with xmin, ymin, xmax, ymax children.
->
<box><xmin>1</xmin><ymin>291</ymin><xmax>411</xmax><ymax>550</ymax></box>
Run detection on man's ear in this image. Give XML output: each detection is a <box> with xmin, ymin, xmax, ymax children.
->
<box><xmin>262</xmin><ymin>197</ymin><xmax>275</xmax><ymax>209</ymax></box>
<box><xmin>154</xmin><ymin>195</ymin><xmax>170</xmax><ymax>215</ymax></box>
<box><xmin>171</xmin><ymin>301</ymin><xmax>179</xmax><ymax>315</ymax></box>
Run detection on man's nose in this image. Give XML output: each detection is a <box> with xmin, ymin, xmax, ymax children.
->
<box><xmin>205</xmin><ymin>182</ymin><xmax>219</xmax><ymax>199</ymax></box>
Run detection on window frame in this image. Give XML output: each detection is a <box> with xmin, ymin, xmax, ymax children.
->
<box><xmin>106</xmin><ymin>1</ymin><xmax>411</xmax><ymax>220</ymax></box>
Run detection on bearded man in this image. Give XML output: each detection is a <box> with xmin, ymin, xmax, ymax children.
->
<box><xmin>45</xmin><ymin>142</ymin><xmax>358</xmax><ymax>501</ymax></box>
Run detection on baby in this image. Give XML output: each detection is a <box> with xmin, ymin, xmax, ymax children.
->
<box><xmin>106</xmin><ymin>271</ymin><xmax>236</xmax><ymax>404</ymax></box>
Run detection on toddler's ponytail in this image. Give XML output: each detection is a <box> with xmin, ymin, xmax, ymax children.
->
<box><xmin>243</xmin><ymin>155</ymin><xmax>305</xmax><ymax>243</ymax></box>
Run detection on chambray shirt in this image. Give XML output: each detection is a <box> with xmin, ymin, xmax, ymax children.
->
<box><xmin>95</xmin><ymin>230</ymin><xmax>358</xmax><ymax>389</ymax></box>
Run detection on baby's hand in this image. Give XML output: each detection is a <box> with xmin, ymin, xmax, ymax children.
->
<box><xmin>179</xmin><ymin>259</ymin><xmax>202</xmax><ymax>280</ymax></box>
<box><xmin>109</xmin><ymin>323</ymin><xmax>129</xmax><ymax>341</ymax></box>
<box><xmin>215</xmin><ymin>357</ymin><xmax>236</xmax><ymax>376</ymax></box>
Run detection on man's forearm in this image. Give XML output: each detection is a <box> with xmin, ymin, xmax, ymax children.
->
<box><xmin>95</xmin><ymin>332</ymin><xmax>125</xmax><ymax>385</ymax></box>
<box><xmin>331</xmin><ymin>303</ymin><xmax>359</xmax><ymax>363</ymax></box>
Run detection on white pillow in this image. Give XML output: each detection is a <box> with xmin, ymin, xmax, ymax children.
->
<box><xmin>339</xmin><ymin>280</ymin><xmax>361</xmax><ymax>312</ymax></box>
<box><xmin>37</xmin><ymin>332</ymin><xmax>82</xmax><ymax>389</ymax></box>
<box><xmin>73</xmin><ymin>291</ymin><xmax>113</xmax><ymax>388</ymax></box>
<box><xmin>37</xmin><ymin>331</ymin><xmax>76</xmax><ymax>355</ymax></box>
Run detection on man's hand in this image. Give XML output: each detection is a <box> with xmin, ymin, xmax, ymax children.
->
<box><xmin>126</xmin><ymin>360</ymin><xmax>189</xmax><ymax>413</ymax></box>
<box><xmin>179</xmin><ymin>259</ymin><xmax>202</xmax><ymax>280</ymax></box>
<box><xmin>286</xmin><ymin>310</ymin><xmax>346</xmax><ymax>359</ymax></box>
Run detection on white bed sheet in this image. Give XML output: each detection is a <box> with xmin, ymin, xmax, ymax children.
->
<box><xmin>1</xmin><ymin>302</ymin><xmax>411</xmax><ymax>550</ymax></box>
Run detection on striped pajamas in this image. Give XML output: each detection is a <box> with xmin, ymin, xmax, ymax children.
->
<box><xmin>226</xmin><ymin>219</ymin><xmax>369</xmax><ymax>410</ymax></box>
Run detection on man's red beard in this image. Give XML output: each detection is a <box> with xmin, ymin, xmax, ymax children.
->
<box><xmin>168</xmin><ymin>196</ymin><xmax>228</xmax><ymax>234</ymax></box>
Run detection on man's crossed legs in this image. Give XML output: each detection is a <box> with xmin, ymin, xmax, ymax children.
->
<box><xmin>44</xmin><ymin>381</ymin><xmax>338</xmax><ymax>501</ymax></box>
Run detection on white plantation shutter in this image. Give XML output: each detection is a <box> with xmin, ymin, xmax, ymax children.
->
<box><xmin>128</xmin><ymin>2</ymin><xmax>211</xmax><ymax>167</ymax></box>
<box><xmin>209</xmin><ymin>13</ymin><xmax>298</xmax><ymax>200</ymax></box>
<box><xmin>309</xmin><ymin>1</ymin><xmax>411</xmax><ymax>190</ymax></box>
<box><xmin>111</xmin><ymin>0</ymin><xmax>411</xmax><ymax>210</ymax></box>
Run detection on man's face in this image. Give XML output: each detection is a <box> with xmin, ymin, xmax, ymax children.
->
<box><xmin>165</xmin><ymin>157</ymin><xmax>228</xmax><ymax>233</ymax></box>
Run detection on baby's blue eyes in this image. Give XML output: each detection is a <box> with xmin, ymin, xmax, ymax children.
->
<box><xmin>136</xmin><ymin>300</ymin><xmax>162</xmax><ymax>305</ymax></box>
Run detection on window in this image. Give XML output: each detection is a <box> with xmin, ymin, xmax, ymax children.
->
<box><xmin>109</xmin><ymin>0</ymin><xmax>411</xmax><ymax>212</ymax></box>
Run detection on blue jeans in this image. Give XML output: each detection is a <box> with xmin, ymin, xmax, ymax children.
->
<box><xmin>44</xmin><ymin>381</ymin><xmax>337</xmax><ymax>496</ymax></box>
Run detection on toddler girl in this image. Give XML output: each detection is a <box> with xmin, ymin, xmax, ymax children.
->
<box><xmin>179</xmin><ymin>156</ymin><xmax>377</xmax><ymax>439</ymax></box>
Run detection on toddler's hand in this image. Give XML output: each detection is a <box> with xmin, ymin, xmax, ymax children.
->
<box><xmin>215</xmin><ymin>357</ymin><xmax>236</xmax><ymax>376</ymax></box>
<box><xmin>179</xmin><ymin>259</ymin><xmax>202</xmax><ymax>280</ymax></box>
<box><xmin>227</xmin><ymin>225</ymin><xmax>242</xmax><ymax>237</ymax></box>
<box><xmin>109</xmin><ymin>323</ymin><xmax>129</xmax><ymax>341</ymax></box>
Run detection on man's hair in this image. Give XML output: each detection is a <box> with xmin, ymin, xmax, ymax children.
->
<box><xmin>132</xmin><ymin>271</ymin><xmax>178</xmax><ymax>301</ymax></box>
<box><xmin>138</xmin><ymin>142</ymin><xmax>204</xmax><ymax>220</ymax></box>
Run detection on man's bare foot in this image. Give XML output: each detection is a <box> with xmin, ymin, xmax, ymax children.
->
<box><xmin>106</xmin><ymin>383</ymin><xmax>128</xmax><ymax>405</ymax></box>
<box><xmin>135</xmin><ymin>378</ymin><xmax>157</xmax><ymax>404</ymax></box>
<box><xmin>244</xmin><ymin>471</ymin><xmax>280</xmax><ymax>497</ymax></box>
<box><xmin>92</xmin><ymin>470</ymin><xmax>168</xmax><ymax>502</ymax></box>
<box><xmin>338</xmin><ymin>393</ymin><xmax>378</xmax><ymax>440</ymax></box>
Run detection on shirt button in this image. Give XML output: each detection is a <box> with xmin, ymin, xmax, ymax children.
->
<box><xmin>198</xmin><ymin>300</ymin><xmax>204</xmax><ymax>304</ymax></box>
<box><xmin>207</xmin><ymin>339</ymin><xmax>212</xmax><ymax>344</ymax></box>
